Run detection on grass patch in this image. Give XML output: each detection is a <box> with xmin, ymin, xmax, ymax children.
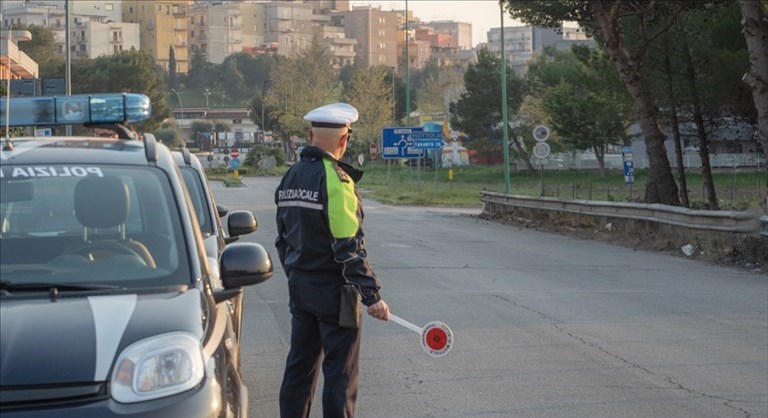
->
<box><xmin>358</xmin><ymin>162</ymin><xmax>767</xmax><ymax>210</ymax></box>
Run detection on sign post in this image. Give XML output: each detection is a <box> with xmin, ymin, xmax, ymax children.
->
<box><xmin>623</xmin><ymin>146</ymin><xmax>634</xmax><ymax>198</ymax></box>
<box><xmin>230</xmin><ymin>148</ymin><xmax>240</xmax><ymax>178</ymax></box>
<box><xmin>369</xmin><ymin>142</ymin><xmax>378</xmax><ymax>160</ymax></box>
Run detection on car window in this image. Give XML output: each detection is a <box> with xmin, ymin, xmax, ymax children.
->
<box><xmin>0</xmin><ymin>165</ymin><xmax>190</xmax><ymax>287</ymax></box>
<box><xmin>179</xmin><ymin>167</ymin><xmax>214</xmax><ymax>236</ymax></box>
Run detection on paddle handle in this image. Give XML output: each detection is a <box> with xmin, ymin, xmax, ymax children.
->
<box><xmin>389</xmin><ymin>314</ymin><xmax>423</xmax><ymax>334</ymax></box>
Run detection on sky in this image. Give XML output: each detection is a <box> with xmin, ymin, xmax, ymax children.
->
<box><xmin>351</xmin><ymin>1</ymin><xmax>508</xmax><ymax>47</ymax></box>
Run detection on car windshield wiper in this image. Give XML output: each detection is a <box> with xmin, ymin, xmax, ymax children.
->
<box><xmin>0</xmin><ymin>280</ymin><xmax>124</xmax><ymax>296</ymax></box>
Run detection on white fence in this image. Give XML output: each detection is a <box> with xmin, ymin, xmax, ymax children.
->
<box><xmin>519</xmin><ymin>152</ymin><xmax>766</xmax><ymax>171</ymax></box>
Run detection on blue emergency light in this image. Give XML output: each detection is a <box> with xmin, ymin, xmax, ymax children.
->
<box><xmin>0</xmin><ymin>93</ymin><xmax>151</xmax><ymax>127</ymax></box>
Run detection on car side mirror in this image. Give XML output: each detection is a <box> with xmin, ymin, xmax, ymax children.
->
<box><xmin>227</xmin><ymin>210</ymin><xmax>257</xmax><ymax>237</ymax></box>
<box><xmin>219</xmin><ymin>242</ymin><xmax>273</xmax><ymax>289</ymax></box>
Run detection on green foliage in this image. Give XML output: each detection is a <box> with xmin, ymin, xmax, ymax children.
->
<box><xmin>221</xmin><ymin>59</ymin><xmax>247</xmax><ymax>101</ymax></box>
<box><xmin>449</xmin><ymin>48</ymin><xmax>526</xmax><ymax>145</ymax></box>
<box><xmin>266</xmin><ymin>38</ymin><xmax>340</xmax><ymax>140</ymax></box>
<box><xmin>13</xmin><ymin>24</ymin><xmax>61</xmax><ymax>78</ymax></box>
<box><xmin>186</xmin><ymin>48</ymin><xmax>216</xmax><ymax>89</ymax></box>
<box><xmin>153</xmin><ymin>127</ymin><xmax>184</xmax><ymax>148</ymax></box>
<box><xmin>343</xmin><ymin>66</ymin><xmax>393</xmax><ymax>143</ymax></box>
<box><xmin>245</xmin><ymin>144</ymin><xmax>286</xmax><ymax>167</ymax></box>
<box><xmin>168</xmin><ymin>46</ymin><xmax>178</xmax><ymax>91</ymax></box>
<box><xmin>71</xmin><ymin>49</ymin><xmax>170</xmax><ymax>132</ymax></box>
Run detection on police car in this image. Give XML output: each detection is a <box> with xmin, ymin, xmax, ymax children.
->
<box><xmin>0</xmin><ymin>93</ymin><xmax>272</xmax><ymax>417</ymax></box>
<box><xmin>173</xmin><ymin>148</ymin><xmax>260</xmax><ymax>353</ymax></box>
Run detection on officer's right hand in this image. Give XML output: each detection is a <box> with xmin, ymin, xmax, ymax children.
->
<box><xmin>367</xmin><ymin>300</ymin><xmax>390</xmax><ymax>321</ymax></box>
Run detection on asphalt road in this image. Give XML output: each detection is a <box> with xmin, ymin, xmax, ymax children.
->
<box><xmin>211</xmin><ymin>177</ymin><xmax>767</xmax><ymax>418</ymax></box>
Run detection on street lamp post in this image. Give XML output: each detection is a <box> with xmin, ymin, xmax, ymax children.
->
<box><xmin>203</xmin><ymin>88</ymin><xmax>211</xmax><ymax>108</ymax></box>
<box><xmin>171</xmin><ymin>88</ymin><xmax>184</xmax><ymax>128</ymax></box>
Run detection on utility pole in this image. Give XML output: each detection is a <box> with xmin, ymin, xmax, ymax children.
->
<box><xmin>65</xmin><ymin>0</ymin><xmax>72</xmax><ymax>135</ymax></box>
<box><xmin>500</xmin><ymin>5</ymin><xmax>511</xmax><ymax>194</ymax></box>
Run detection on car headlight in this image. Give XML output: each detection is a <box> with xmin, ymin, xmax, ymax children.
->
<box><xmin>111</xmin><ymin>332</ymin><xmax>204</xmax><ymax>403</ymax></box>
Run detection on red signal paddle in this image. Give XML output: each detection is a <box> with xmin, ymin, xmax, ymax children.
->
<box><xmin>389</xmin><ymin>314</ymin><xmax>453</xmax><ymax>357</ymax></box>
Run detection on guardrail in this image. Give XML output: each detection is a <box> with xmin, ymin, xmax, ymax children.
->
<box><xmin>481</xmin><ymin>191</ymin><xmax>765</xmax><ymax>236</ymax></box>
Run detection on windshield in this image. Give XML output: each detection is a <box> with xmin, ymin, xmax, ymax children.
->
<box><xmin>0</xmin><ymin>165</ymin><xmax>190</xmax><ymax>288</ymax></box>
<box><xmin>179</xmin><ymin>167</ymin><xmax>214</xmax><ymax>236</ymax></box>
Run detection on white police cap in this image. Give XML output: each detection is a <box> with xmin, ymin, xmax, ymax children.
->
<box><xmin>304</xmin><ymin>103</ymin><xmax>358</xmax><ymax>130</ymax></box>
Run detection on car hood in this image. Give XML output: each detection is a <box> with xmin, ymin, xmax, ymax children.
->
<box><xmin>0</xmin><ymin>289</ymin><xmax>206</xmax><ymax>386</ymax></box>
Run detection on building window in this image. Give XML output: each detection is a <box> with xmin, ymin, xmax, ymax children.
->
<box><xmin>191</xmin><ymin>30</ymin><xmax>195</xmax><ymax>39</ymax></box>
<box><xmin>233</xmin><ymin>119</ymin><xmax>242</xmax><ymax>124</ymax></box>
<box><xmin>105</xmin><ymin>4</ymin><xmax>113</xmax><ymax>11</ymax></box>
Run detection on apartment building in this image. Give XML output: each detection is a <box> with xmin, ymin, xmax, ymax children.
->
<box><xmin>331</xmin><ymin>6</ymin><xmax>398</xmax><ymax>69</ymax></box>
<box><xmin>263</xmin><ymin>1</ymin><xmax>314</xmax><ymax>58</ymax></box>
<box><xmin>0</xmin><ymin>29</ymin><xmax>38</xmax><ymax>80</ymax></box>
<box><xmin>122</xmin><ymin>0</ymin><xmax>189</xmax><ymax>73</ymax></box>
<box><xmin>425</xmin><ymin>20</ymin><xmax>472</xmax><ymax>51</ymax></box>
<box><xmin>188</xmin><ymin>1</ymin><xmax>242</xmax><ymax>64</ymax></box>
<box><xmin>486</xmin><ymin>23</ymin><xmax>595</xmax><ymax>73</ymax></box>
<box><xmin>239</xmin><ymin>1</ymin><xmax>268</xmax><ymax>51</ymax></box>
<box><xmin>2</xmin><ymin>1</ymin><xmax>127</xmax><ymax>57</ymax></box>
<box><xmin>71</xmin><ymin>18</ymin><xmax>140</xmax><ymax>59</ymax></box>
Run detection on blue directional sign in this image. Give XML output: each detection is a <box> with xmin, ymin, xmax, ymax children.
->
<box><xmin>230</xmin><ymin>158</ymin><xmax>241</xmax><ymax>170</ymax></box>
<box><xmin>381</xmin><ymin>127</ymin><xmax>424</xmax><ymax>159</ymax></box>
<box><xmin>411</xmin><ymin>131</ymin><xmax>446</xmax><ymax>149</ymax></box>
<box><xmin>622</xmin><ymin>146</ymin><xmax>634</xmax><ymax>184</ymax></box>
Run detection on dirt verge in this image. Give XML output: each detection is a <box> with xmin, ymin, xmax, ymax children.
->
<box><xmin>478</xmin><ymin>210</ymin><xmax>767</xmax><ymax>274</ymax></box>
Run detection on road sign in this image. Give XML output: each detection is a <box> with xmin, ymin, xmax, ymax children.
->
<box><xmin>357</xmin><ymin>153</ymin><xmax>364</xmax><ymax>166</ymax></box>
<box><xmin>532</xmin><ymin>142</ymin><xmax>551</xmax><ymax>159</ymax></box>
<box><xmin>381</xmin><ymin>127</ymin><xmax>424</xmax><ymax>159</ymax></box>
<box><xmin>623</xmin><ymin>160</ymin><xmax>634</xmax><ymax>184</ymax></box>
<box><xmin>411</xmin><ymin>131</ymin><xmax>446</xmax><ymax>149</ymax></box>
<box><xmin>533</xmin><ymin>125</ymin><xmax>550</xmax><ymax>142</ymax></box>
<box><xmin>411</xmin><ymin>132</ymin><xmax>445</xmax><ymax>148</ymax></box>
<box><xmin>622</xmin><ymin>146</ymin><xmax>634</xmax><ymax>184</ymax></box>
<box><xmin>230</xmin><ymin>158</ymin><xmax>240</xmax><ymax>170</ymax></box>
<box><xmin>369</xmin><ymin>142</ymin><xmax>378</xmax><ymax>159</ymax></box>
<box><xmin>230</xmin><ymin>148</ymin><xmax>240</xmax><ymax>159</ymax></box>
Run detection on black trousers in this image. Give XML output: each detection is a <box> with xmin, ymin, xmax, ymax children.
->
<box><xmin>280</xmin><ymin>281</ymin><xmax>362</xmax><ymax>418</ymax></box>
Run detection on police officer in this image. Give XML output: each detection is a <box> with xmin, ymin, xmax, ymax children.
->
<box><xmin>275</xmin><ymin>102</ymin><xmax>390</xmax><ymax>418</ymax></box>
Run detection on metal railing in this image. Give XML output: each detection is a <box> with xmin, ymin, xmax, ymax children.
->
<box><xmin>481</xmin><ymin>191</ymin><xmax>765</xmax><ymax>236</ymax></box>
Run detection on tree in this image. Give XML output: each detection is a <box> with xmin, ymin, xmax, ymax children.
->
<box><xmin>504</xmin><ymin>0</ymin><xmax>687</xmax><ymax>205</ymax></box>
<box><xmin>186</xmin><ymin>47</ymin><xmax>216</xmax><ymax>89</ymax></box>
<box><xmin>168</xmin><ymin>45</ymin><xmax>178</xmax><ymax>91</ymax></box>
<box><xmin>739</xmin><ymin>0</ymin><xmax>768</xmax><ymax>183</ymax></box>
<box><xmin>73</xmin><ymin>49</ymin><xmax>170</xmax><ymax>132</ymax></box>
<box><xmin>266</xmin><ymin>39</ymin><xmax>340</xmax><ymax>158</ymax></box>
<box><xmin>221</xmin><ymin>59</ymin><xmax>247</xmax><ymax>101</ymax></box>
<box><xmin>228</xmin><ymin>53</ymin><xmax>276</xmax><ymax>97</ymax></box>
<box><xmin>343</xmin><ymin>66</ymin><xmax>393</xmax><ymax>150</ymax></box>
<box><xmin>525</xmin><ymin>46</ymin><xmax>632</xmax><ymax>175</ymax></box>
<box><xmin>543</xmin><ymin>80</ymin><xmax>628</xmax><ymax>176</ymax></box>
<box><xmin>12</xmin><ymin>24</ymin><xmax>63</xmax><ymax>78</ymax></box>
<box><xmin>449</xmin><ymin>48</ymin><xmax>529</xmax><ymax>170</ymax></box>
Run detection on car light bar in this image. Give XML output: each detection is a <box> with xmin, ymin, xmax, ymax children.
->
<box><xmin>0</xmin><ymin>93</ymin><xmax>151</xmax><ymax>127</ymax></box>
